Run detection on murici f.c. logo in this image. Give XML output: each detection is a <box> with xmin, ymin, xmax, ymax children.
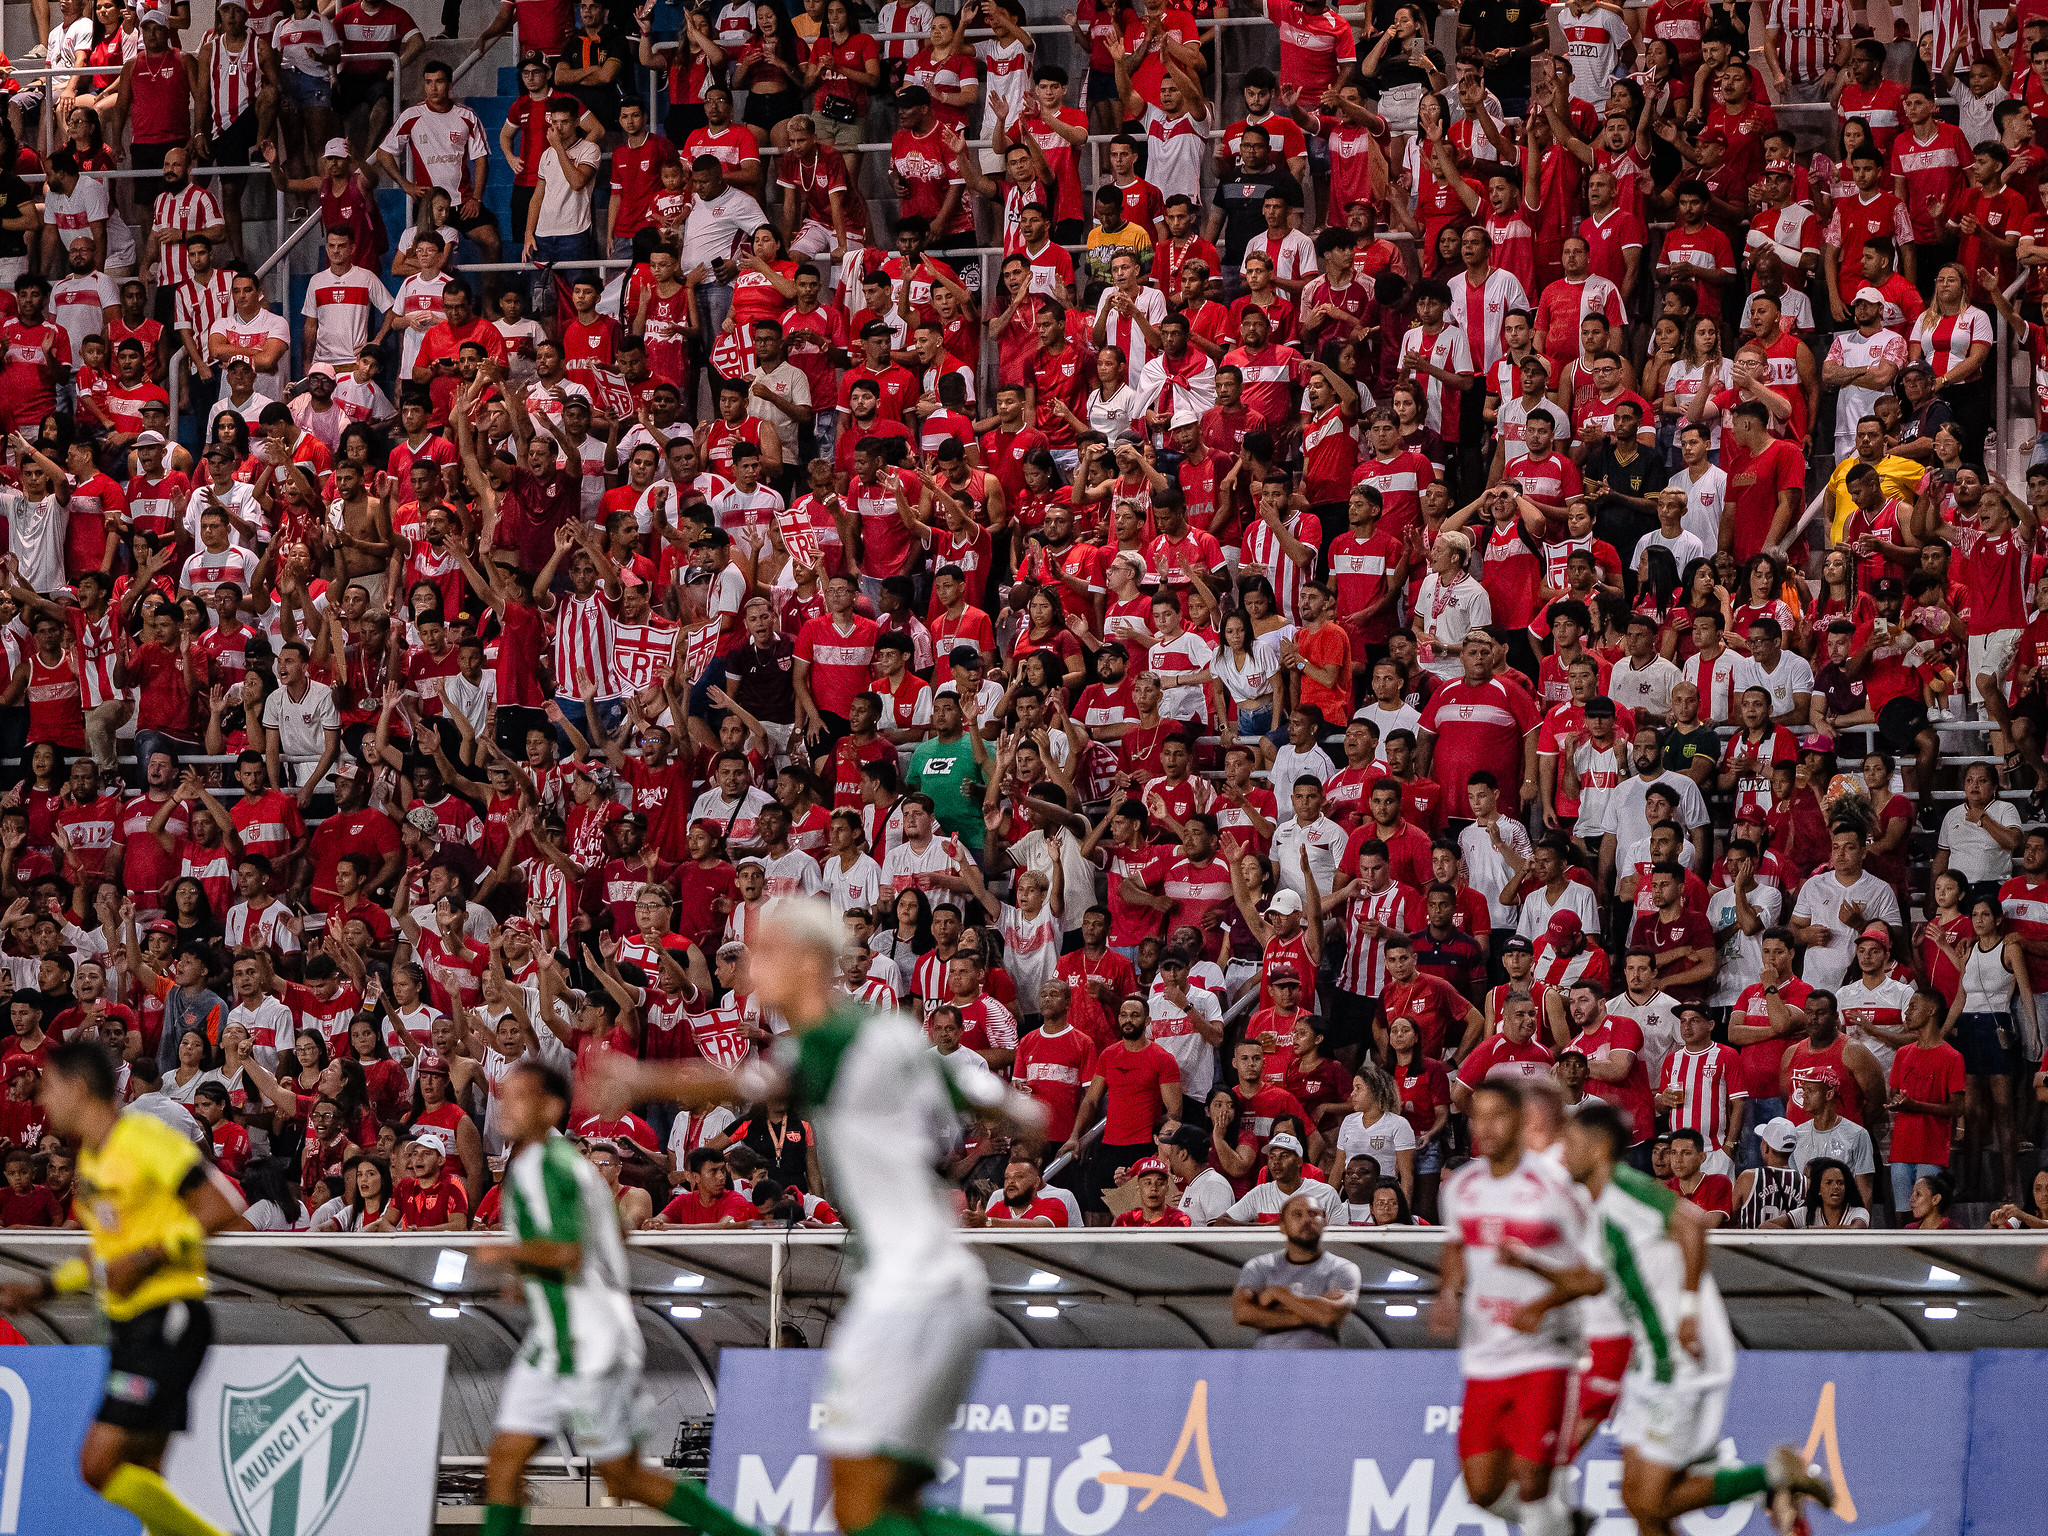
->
<box><xmin>1097</xmin><ymin>1382</ymin><xmax>1228</xmax><ymax>1519</ymax></box>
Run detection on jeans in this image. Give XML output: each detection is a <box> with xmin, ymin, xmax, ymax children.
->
<box><xmin>530</xmin><ymin>231</ymin><xmax>598</xmax><ymax>317</ymax></box>
<box><xmin>1739</xmin><ymin>1096</ymin><xmax>1786</xmax><ymax>1171</ymax></box>
<box><xmin>555</xmin><ymin>693</ymin><xmax>626</xmax><ymax>754</ymax></box>
<box><xmin>1891</xmin><ymin>1161</ymin><xmax>1948</xmax><ymax>1214</ymax></box>
<box><xmin>697</xmin><ymin>279</ymin><xmax>734</xmax><ymax>338</ymax></box>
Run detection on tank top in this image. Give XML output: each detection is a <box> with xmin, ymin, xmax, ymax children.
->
<box><xmin>130</xmin><ymin>48</ymin><xmax>191</xmax><ymax>146</ymax></box>
<box><xmin>1788</xmin><ymin>1035</ymin><xmax>1863</xmax><ymax>1126</ymax></box>
<box><xmin>26</xmin><ymin>652</ymin><xmax>85</xmax><ymax>750</ymax></box>
<box><xmin>320</xmin><ymin>173</ymin><xmax>386</xmax><ymax>264</ymax></box>
<box><xmin>1962</xmin><ymin>937</ymin><xmax>2016</xmax><ymax>1015</ymax></box>
<box><xmin>1736</xmin><ymin>1162</ymin><xmax>1803</xmax><ymax>1228</ymax></box>
<box><xmin>207</xmin><ymin>32</ymin><xmax>259</xmax><ymax>136</ymax></box>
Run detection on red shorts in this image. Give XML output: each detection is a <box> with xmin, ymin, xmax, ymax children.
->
<box><xmin>1563</xmin><ymin>1335</ymin><xmax>1634</xmax><ymax>1456</ymax></box>
<box><xmin>1459</xmin><ymin>1368</ymin><xmax>1571</xmax><ymax>1465</ymax></box>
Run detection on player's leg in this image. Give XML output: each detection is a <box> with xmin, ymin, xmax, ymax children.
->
<box><xmin>595</xmin><ymin>1451</ymin><xmax>768</xmax><ymax>1536</ymax></box>
<box><xmin>483</xmin><ymin>1431</ymin><xmax>546</xmax><ymax>1535</ymax></box>
<box><xmin>85</xmin><ymin>1302</ymin><xmax>229</xmax><ymax>1536</ymax></box>
<box><xmin>1456</xmin><ymin>1376</ymin><xmax>1517</xmax><ymax>1508</ymax></box>
<box><xmin>82</xmin><ymin>1426</ymin><xmax>232</xmax><ymax>1536</ymax></box>
<box><xmin>1476</xmin><ymin>1371</ymin><xmax>1573</xmax><ymax>1536</ymax></box>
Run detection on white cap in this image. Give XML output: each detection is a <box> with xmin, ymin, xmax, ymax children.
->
<box><xmin>1266</xmin><ymin>1133</ymin><xmax>1305</xmax><ymax>1156</ymax></box>
<box><xmin>1758</xmin><ymin>1117</ymin><xmax>1799</xmax><ymax>1153</ymax></box>
<box><xmin>323</xmin><ymin>137</ymin><xmax>350</xmax><ymax>160</ymax></box>
<box><xmin>135</xmin><ymin>430</ymin><xmax>166</xmax><ymax>447</ymax></box>
<box><xmin>1268</xmin><ymin>888</ymin><xmax>1304</xmax><ymax>916</ymax></box>
<box><xmin>1851</xmin><ymin>285</ymin><xmax>1887</xmax><ymax>307</ymax></box>
<box><xmin>414</xmin><ymin>1125</ymin><xmax>455</xmax><ymax>1158</ymax></box>
<box><xmin>137</xmin><ymin>2</ymin><xmax>170</xmax><ymax>22</ymax></box>
<box><xmin>1169</xmin><ymin>409</ymin><xmax>1199</xmax><ymax>430</ymax></box>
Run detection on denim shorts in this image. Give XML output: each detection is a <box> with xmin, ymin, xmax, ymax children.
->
<box><xmin>1236</xmin><ymin>705</ymin><xmax>1274</xmax><ymax>739</ymax></box>
<box><xmin>1955</xmin><ymin>1012</ymin><xmax>2017</xmax><ymax>1077</ymax></box>
<box><xmin>283</xmin><ymin>69</ymin><xmax>330</xmax><ymax>109</ymax></box>
<box><xmin>1415</xmin><ymin>1138</ymin><xmax>1442</xmax><ymax>1175</ymax></box>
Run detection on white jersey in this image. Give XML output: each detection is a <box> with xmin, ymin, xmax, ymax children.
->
<box><xmin>1602</xmin><ymin>990</ymin><xmax>1683</xmax><ymax>1084</ymax></box>
<box><xmin>1439</xmin><ymin>1149</ymin><xmax>1585</xmax><ymax>1379</ymax></box>
<box><xmin>503</xmin><ymin>1133</ymin><xmax>644</xmax><ymax>1376</ymax></box>
<box><xmin>782</xmin><ymin>1008</ymin><xmax>1005</xmax><ymax>1293</ymax></box>
<box><xmin>1583</xmin><ymin>1166</ymin><xmax>1734</xmax><ymax>1388</ymax></box>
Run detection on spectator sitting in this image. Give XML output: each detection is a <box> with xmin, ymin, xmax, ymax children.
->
<box><xmin>0</xmin><ymin>1147</ymin><xmax>59</xmax><ymax>1227</ymax></box>
<box><xmin>655</xmin><ymin>1148</ymin><xmax>758</xmax><ymax>1227</ymax></box>
<box><xmin>1769</xmin><ymin>1156</ymin><xmax>1871</xmax><ymax>1230</ymax></box>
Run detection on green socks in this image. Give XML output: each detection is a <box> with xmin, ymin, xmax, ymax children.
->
<box><xmin>1711</xmin><ymin>1464</ymin><xmax>1772</xmax><ymax>1503</ymax></box>
<box><xmin>482</xmin><ymin>1505</ymin><xmax>526</xmax><ymax>1536</ymax></box>
<box><xmin>100</xmin><ymin>1465</ymin><xmax>231</xmax><ymax>1536</ymax></box>
<box><xmin>663</xmin><ymin>1477</ymin><xmax>772</xmax><ymax>1536</ymax></box>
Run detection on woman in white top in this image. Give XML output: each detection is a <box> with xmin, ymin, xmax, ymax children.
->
<box><xmin>1213</xmin><ymin>610</ymin><xmax>1282</xmax><ymax>742</ymax></box>
<box><xmin>1330</xmin><ymin>1064</ymin><xmax>1416</xmax><ymax>1203</ymax></box>
<box><xmin>1059</xmin><ymin>344</ymin><xmax>1139</xmax><ymax>445</ymax></box>
<box><xmin>1930</xmin><ymin>894</ymin><xmax>2033</xmax><ymax>1190</ymax></box>
<box><xmin>1908</xmin><ymin>265</ymin><xmax>1995</xmax><ymax>401</ymax></box>
<box><xmin>821</xmin><ymin>809</ymin><xmax>885</xmax><ymax>915</ymax></box>
<box><xmin>1778</xmin><ymin>1158</ymin><xmax>1870</xmax><ymax>1229</ymax></box>
<box><xmin>1411</xmin><ymin>527</ymin><xmax>1489</xmax><ymax>677</ymax></box>
<box><xmin>1663</xmin><ymin>315</ymin><xmax>1734</xmax><ymax>453</ymax></box>
<box><xmin>241</xmin><ymin>1163</ymin><xmax>314</xmax><ymax>1232</ymax></box>
<box><xmin>162</xmin><ymin>1029</ymin><xmax>229</xmax><ymax>1104</ymax></box>
<box><xmin>390</xmin><ymin>187</ymin><xmax>465</xmax><ymax>277</ymax></box>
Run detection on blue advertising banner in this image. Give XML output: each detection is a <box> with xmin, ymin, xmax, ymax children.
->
<box><xmin>709</xmin><ymin>1350</ymin><xmax>1977</xmax><ymax>1536</ymax></box>
<box><xmin>0</xmin><ymin>1346</ymin><xmax>139</xmax><ymax>1534</ymax></box>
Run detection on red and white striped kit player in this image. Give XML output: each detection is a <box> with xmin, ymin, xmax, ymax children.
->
<box><xmin>150</xmin><ymin>182</ymin><xmax>225</xmax><ymax>289</ymax></box>
<box><xmin>550</xmin><ymin>589</ymin><xmax>619</xmax><ymax>700</ymax></box>
<box><xmin>206</xmin><ymin>30</ymin><xmax>260</xmax><ymax>136</ymax></box>
<box><xmin>1438</xmin><ymin>1147</ymin><xmax>1585</xmax><ymax>1468</ymax></box>
<box><xmin>1337</xmin><ymin>878</ymin><xmax>1420</xmax><ymax>995</ymax></box>
<box><xmin>1456</xmin><ymin>266</ymin><xmax>1528</xmax><ymax>374</ymax></box>
<box><xmin>1657</xmin><ymin>1038</ymin><xmax>1746</xmax><ymax>1147</ymax></box>
<box><xmin>67</xmin><ymin>608</ymin><xmax>120</xmax><ymax>710</ymax></box>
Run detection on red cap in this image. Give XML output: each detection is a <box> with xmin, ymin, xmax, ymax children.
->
<box><xmin>1858</xmin><ymin>922</ymin><xmax>1893</xmax><ymax>945</ymax></box>
<box><xmin>1129</xmin><ymin>1157</ymin><xmax>1168</xmax><ymax>1178</ymax></box>
<box><xmin>3</xmin><ymin>1055</ymin><xmax>36</xmax><ymax>1080</ymax></box>
<box><xmin>1545</xmin><ymin>910</ymin><xmax>1583</xmax><ymax>941</ymax></box>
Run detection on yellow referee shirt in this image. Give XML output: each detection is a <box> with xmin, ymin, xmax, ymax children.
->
<box><xmin>74</xmin><ymin>1112</ymin><xmax>208</xmax><ymax>1322</ymax></box>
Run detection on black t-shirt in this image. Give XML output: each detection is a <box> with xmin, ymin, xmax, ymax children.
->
<box><xmin>726</xmin><ymin>636</ymin><xmax>798</xmax><ymax>725</ymax></box>
<box><xmin>1455</xmin><ymin>0</ymin><xmax>1547</xmax><ymax>98</ymax></box>
<box><xmin>1588</xmin><ymin>444</ymin><xmax>1670</xmax><ymax>564</ymax></box>
<box><xmin>1215</xmin><ymin>165</ymin><xmax>1305</xmax><ymax>268</ymax></box>
<box><xmin>0</xmin><ymin>177</ymin><xmax>33</xmax><ymax>259</ymax></box>
<box><xmin>1660</xmin><ymin>724</ymin><xmax>1721</xmax><ymax>781</ymax></box>
<box><xmin>557</xmin><ymin>29</ymin><xmax>631</xmax><ymax>124</ymax></box>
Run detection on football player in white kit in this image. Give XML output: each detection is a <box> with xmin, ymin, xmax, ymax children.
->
<box><xmin>1504</xmin><ymin>1102</ymin><xmax>1835</xmax><ymax>1536</ymax></box>
<box><xmin>1429</xmin><ymin>1077</ymin><xmax>1587</xmax><ymax>1536</ymax></box>
<box><xmin>596</xmin><ymin>901</ymin><xmax>1047</xmax><ymax>1536</ymax></box>
<box><xmin>1519</xmin><ymin>1079</ymin><xmax>1633</xmax><ymax>1459</ymax></box>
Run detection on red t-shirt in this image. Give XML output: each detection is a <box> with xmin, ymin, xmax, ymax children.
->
<box><xmin>394</xmin><ymin>1174</ymin><xmax>469</xmax><ymax>1228</ymax></box>
<box><xmin>1098</xmin><ymin>1040</ymin><xmax>1181</xmax><ymax>1144</ymax></box>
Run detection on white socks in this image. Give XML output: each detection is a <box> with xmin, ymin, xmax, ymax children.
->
<box><xmin>1488</xmin><ymin>1488</ymin><xmax>1572</xmax><ymax>1536</ymax></box>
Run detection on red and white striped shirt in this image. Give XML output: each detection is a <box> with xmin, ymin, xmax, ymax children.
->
<box><xmin>1910</xmin><ymin>306</ymin><xmax>1994</xmax><ymax>384</ymax></box>
<box><xmin>1657</xmin><ymin>1041</ymin><xmax>1746</xmax><ymax>1145</ymax></box>
<box><xmin>1242</xmin><ymin>510</ymin><xmax>1321</xmax><ymax>620</ymax></box>
<box><xmin>150</xmin><ymin>185</ymin><xmax>225</xmax><ymax>289</ymax></box>
<box><xmin>66</xmin><ymin>608</ymin><xmax>119</xmax><ymax>709</ymax></box>
<box><xmin>550</xmin><ymin>590</ymin><xmax>619</xmax><ymax>699</ymax></box>
<box><xmin>205</xmin><ymin>30</ymin><xmax>260</xmax><ymax>136</ymax></box>
<box><xmin>174</xmin><ymin>268</ymin><xmax>234</xmax><ymax>344</ymax></box>
<box><xmin>1338</xmin><ymin>880</ymin><xmax>1420</xmax><ymax>994</ymax></box>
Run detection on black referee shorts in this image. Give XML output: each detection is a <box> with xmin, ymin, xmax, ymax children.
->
<box><xmin>99</xmin><ymin>1298</ymin><xmax>213</xmax><ymax>1434</ymax></box>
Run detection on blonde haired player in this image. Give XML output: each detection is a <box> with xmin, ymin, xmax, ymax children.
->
<box><xmin>594</xmin><ymin>900</ymin><xmax>1046</xmax><ymax>1536</ymax></box>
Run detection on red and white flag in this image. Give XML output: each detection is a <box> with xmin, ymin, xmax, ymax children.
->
<box><xmin>775</xmin><ymin>501</ymin><xmax>820</xmax><ymax>571</ymax></box>
<box><xmin>684</xmin><ymin>623</ymin><xmax>720</xmax><ymax>682</ymax></box>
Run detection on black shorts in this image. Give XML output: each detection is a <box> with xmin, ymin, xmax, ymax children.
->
<box><xmin>1324</xmin><ymin>988</ymin><xmax>1380</xmax><ymax>1055</ymax></box>
<box><xmin>332</xmin><ymin>68</ymin><xmax>390</xmax><ymax>121</ymax></box>
<box><xmin>452</xmin><ymin>199</ymin><xmax>499</xmax><ymax>234</ymax></box>
<box><xmin>99</xmin><ymin>1298</ymin><xmax>212</xmax><ymax>1434</ymax></box>
<box><xmin>209</xmin><ymin>106</ymin><xmax>263</xmax><ymax>171</ymax></box>
<box><xmin>130</xmin><ymin>139</ymin><xmax>182</xmax><ymax>173</ymax></box>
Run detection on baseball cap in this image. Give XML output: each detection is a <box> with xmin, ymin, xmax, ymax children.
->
<box><xmin>404</xmin><ymin>804</ymin><xmax>440</xmax><ymax>836</ymax></box>
<box><xmin>1900</xmin><ymin>360</ymin><xmax>1934</xmax><ymax>378</ymax></box>
<box><xmin>1501</xmin><ymin>934</ymin><xmax>1534</xmax><ymax>955</ymax></box>
<box><xmin>1758</xmin><ymin>1117</ymin><xmax>1799</xmax><ymax>1153</ymax></box>
<box><xmin>135</xmin><ymin>430</ymin><xmax>166</xmax><ymax>447</ymax></box>
<box><xmin>1852</xmin><ymin>285</ymin><xmax>1886</xmax><ymax>307</ymax></box>
<box><xmin>1762</xmin><ymin>158</ymin><xmax>1795</xmax><ymax>177</ymax></box>
<box><xmin>1269</xmin><ymin>969</ymin><xmax>1302</xmax><ymax>988</ymax></box>
<box><xmin>323</xmin><ymin>137</ymin><xmax>350</xmax><ymax>160</ymax></box>
<box><xmin>1858</xmin><ymin>922</ymin><xmax>1893</xmax><ymax>945</ymax></box>
<box><xmin>1268</xmin><ymin>888</ymin><xmax>1304</xmax><ymax>916</ymax></box>
<box><xmin>137</xmin><ymin>1</ymin><xmax>170</xmax><ymax>22</ymax></box>
<box><xmin>334</xmin><ymin>756</ymin><xmax>361</xmax><ymax>780</ymax></box>
<box><xmin>1266</xmin><ymin>1133</ymin><xmax>1305</xmax><ymax>1156</ymax></box>
<box><xmin>1583</xmin><ymin>697</ymin><xmax>1615</xmax><ymax>718</ymax></box>
<box><xmin>503</xmin><ymin>916</ymin><xmax>537</xmax><ymax>939</ymax></box>
<box><xmin>948</xmin><ymin>644</ymin><xmax>983</xmax><ymax>669</ymax></box>
<box><xmin>416</xmin><ymin>1050</ymin><xmax>449</xmax><ymax>1078</ymax></box>
<box><xmin>1545</xmin><ymin>910</ymin><xmax>1583</xmax><ymax>941</ymax></box>
<box><xmin>859</xmin><ymin>320</ymin><xmax>893</xmax><ymax>340</ymax></box>
<box><xmin>1128</xmin><ymin>1156</ymin><xmax>1168</xmax><ymax>1178</ymax></box>
<box><xmin>145</xmin><ymin>918</ymin><xmax>176</xmax><ymax>935</ymax></box>
<box><xmin>414</xmin><ymin>1125</ymin><xmax>455</xmax><ymax>1156</ymax></box>
<box><xmin>4</xmin><ymin>1056</ymin><xmax>35</xmax><ymax>1080</ymax></box>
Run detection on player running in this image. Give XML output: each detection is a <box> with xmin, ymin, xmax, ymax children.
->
<box><xmin>1520</xmin><ymin>1079</ymin><xmax>1632</xmax><ymax>1459</ymax></box>
<box><xmin>1429</xmin><ymin>1077</ymin><xmax>1585</xmax><ymax>1536</ymax></box>
<box><xmin>1504</xmin><ymin>1102</ymin><xmax>1836</xmax><ymax>1536</ymax></box>
<box><xmin>479</xmin><ymin>1057</ymin><xmax>768</xmax><ymax>1536</ymax></box>
<box><xmin>595</xmin><ymin>901</ymin><xmax>1046</xmax><ymax>1536</ymax></box>
<box><xmin>0</xmin><ymin>1042</ymin><xmax>245</xmax><ymax>1536</ymax></box>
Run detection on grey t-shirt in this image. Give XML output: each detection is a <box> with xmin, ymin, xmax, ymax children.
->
<box><xmin>1235</xmin><ymin>1249</ymin><xmax>1361</xmax><ymax>1349</ymax></box>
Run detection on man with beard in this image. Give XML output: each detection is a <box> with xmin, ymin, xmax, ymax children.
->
<box><xmin>138</xmin><ymin>145</ymin><xmax>224</xmax><ymax>324</ymax></box>
<box><xmin>1062</xmin><ymin>996</ymin><xmax>1184</xmax><ymax>1224</ymax></box>
<box><xmin>119</xmin><ymin>748</ymin><xmax>188</xmax><ymax>919</ymax></box>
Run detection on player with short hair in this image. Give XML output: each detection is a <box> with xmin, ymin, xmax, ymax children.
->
<box><xmin>1504</xmin><ymin>1101</ymin><xmax>1836</xmax><ymax>1536</ymax></box>
<box><xmin>0</xmin><ymin>1041</ymin><xmax>245</xmax><ymax>1536</ymax></box>
<box><xmin>592</xmin><ymin>902</ymin><xmax>1045</xmax><ymax>1536</ymax></box>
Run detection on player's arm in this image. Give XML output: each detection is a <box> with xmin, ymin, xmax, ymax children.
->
<box><xmin>1496</xmin><ymin>1237</ymin><xmax>1607</xmax><ymax>1335</ymax></box>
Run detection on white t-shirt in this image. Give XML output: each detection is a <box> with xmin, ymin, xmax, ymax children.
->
<box><xmin>1791</xmin><ymin>871</ymin><xmax>1901</xmax><ymax>987</ymax></box>
<box><xmin>275</xmin><ymin>12</ymin><xmax>340</xmax><ymax>78</ymax></box>
<box><xmin>1600</xmin><ymin>990</ymin><xmax>1684</xmax><ymax>1082</ymax></box>
<box><xmin>48</xmin><ymin>272</ymin><xmax>119</xmax><ymax>369</ymax></box>
<box><xmin>301</xmin><ymin>264</ymin><xmax>393</xmax><ymax>369</ymax></box>
<box><xmin>1639</xmin><ymin>527</ymin><xmax>1705</xmax><ymax>572</ymax></box>
<box><xmin>1608</xmin><ymin>654</ymin><xmax>1682</xmax><ymax>719</ymax></box>
<box><xmin>1593</xmin><ymin>770</ymin><xmax>1709</xmax><ymax>851</ymax></box>
<box><xmin>1938</xmin><ymin>801</ymin><xmax>2021</xmax><ymax>884</ymax></box>
<box><xmin>1178</xmin><ymin>1166</ymin><xmax>1237</xmax><ymax>1225</ymax></box>
<box><xmin>1704</xmin><ymin>881</ymin><xmax>1781</xmax><ymax>1007</ymax></box>
<box><xmin>1334</xmin><ymin>1110</ymin><xmax>1416</xmax><ymax>1177</ymax></box>
<box><xmin>1731</xmin><ymin>651</ymin><xmax>1815</xmax><ymax>720</ymax></box>
<box><xmin>1414</xmin><ymin>572</ymin><xmax>1491</xmax><ymax>674</ymax></box>
<box><xmin>207</xmin><ymin>306</ymin><xmax>294</xmax><ymax>398</ymax></box>
<box><xmin>821</xmin><ymin>851</ymin><xmax>885</xmax><ymax>915</ymax></box>
<box><xmin>1673</xmin><ymin>463</ymin><xmax>1728</xmax><ymax>551</ymax></box>
<box><xmin>536</xmin><ymin>139</ymin><xmax>604</xmax><ymax>238</ymax></box>
<box><xmin>1355</xmin><ymin>701</ymin><xmax>1420</xmax><ymax>762</ymax></box>
<box><xmin>1147</xmin><ymin>984</ymin><xmax>1222</xmax><ymax>1100</ymax></box>
<box><xmin>45</xmin><ymin>174</ymin><xmax>138</xmax><ymax>271</ymax></box>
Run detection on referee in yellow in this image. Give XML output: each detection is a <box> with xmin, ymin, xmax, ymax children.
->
<box><xmin>0</xmin><ymin>1041</ymin><xmax>244</xmax><ymax>1536</ymax></box>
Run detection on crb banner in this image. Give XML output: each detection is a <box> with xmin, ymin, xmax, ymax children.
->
<box><xmin>163</xmin><ymin>1345</ymin><xmax>447</xmax><ymax>1536</ymax></box>
<box><xmin>710</xmin><ymin>1350</ymin><xmax>1981</xmax><ymax>1536</ymax></box>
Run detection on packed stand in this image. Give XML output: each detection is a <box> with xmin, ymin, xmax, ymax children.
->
<box><xmin>10</xmin><ymin>0</ymin><xmax>2048</xmax><ymax>1240</ymax></box>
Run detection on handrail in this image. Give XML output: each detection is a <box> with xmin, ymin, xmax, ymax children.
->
<box><xmin>253</xmin><ymin>209</ymin><xmax>326</xmax><ymax>282</ymax></box>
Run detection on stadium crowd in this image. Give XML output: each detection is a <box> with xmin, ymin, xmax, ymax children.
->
<box><xmin>8</xmin><ymin>0</ymin><xmax>2048</xmax><ymax>1242</ymax></box>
